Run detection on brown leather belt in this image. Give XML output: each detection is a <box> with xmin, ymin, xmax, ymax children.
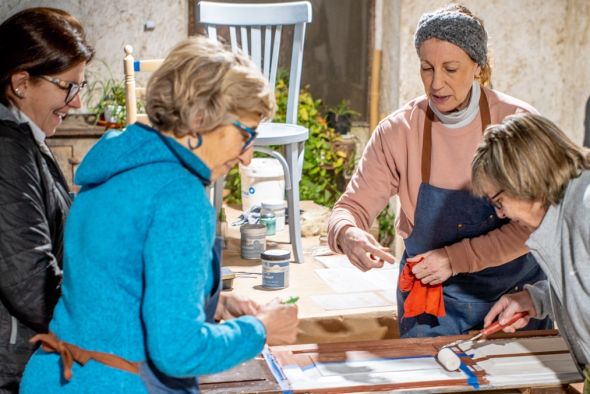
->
<box><xmin>31</xmin><ymin>332</ymin><xmax>140</xmax><ymax>381</ymax></box>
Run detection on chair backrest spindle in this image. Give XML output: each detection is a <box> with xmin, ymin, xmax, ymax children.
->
<box><xmin>123</xmin><ymin>46</ymin><xmax>163</xmax><ymax>126</ymax></box>
<box><xmin>124</xmin><ymin>45</ymin><xmax>138</xmax><ymax>125</ymax></box>
<box><xmin>198</xmin><ymin>1</ymin><xmax>312</xmax><ymax>126</ymax></box>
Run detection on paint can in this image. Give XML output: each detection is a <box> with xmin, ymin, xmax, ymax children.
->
<box><xmin>261</xmin><ymin>249</ymin><xmax>291</xmax><ymax>289</ymax></box>
<box><xmin>240</xmin><ymin>223</ymin><xmax>266</xmax><ymax>260</ymax></box>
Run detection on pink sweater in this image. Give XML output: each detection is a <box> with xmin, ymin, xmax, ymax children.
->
<box><xmin>328</xmin><ymin>87</ymin><xmax>537</xmax><ymax>274</ymax></box>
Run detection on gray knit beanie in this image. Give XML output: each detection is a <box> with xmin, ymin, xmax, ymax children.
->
<box><xmin>414</xmin><ymin>8</ymin><xmax>487</xmax><ymax>67</ymax></box>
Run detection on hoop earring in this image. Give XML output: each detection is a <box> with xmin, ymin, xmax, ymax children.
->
<box><xmin>187</xmin><ymin>133</ymin><xmax>202</xmax><ymax>150</ymax></box>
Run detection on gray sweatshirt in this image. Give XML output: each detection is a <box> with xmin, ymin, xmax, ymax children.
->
<box><xmin>525</xmin><ymin>170</ymin><xmax>590</xmax><ymax>369</ymax></box>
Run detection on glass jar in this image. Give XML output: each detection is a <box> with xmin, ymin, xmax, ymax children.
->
<box><xmin>261</xmin><ymin>200</ymin><xmax>287</xmax><ymax>231</ymax></box>
<box><xmin>259</xmin><ymin>208</ymin><xmax>276</xmax><ymax>236</ymax></box>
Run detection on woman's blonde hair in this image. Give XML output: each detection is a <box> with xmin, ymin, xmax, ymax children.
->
<box><xmin>146</xmin><ymin>36</ymin><xmax>275</xmax><ymax>137</ymax></box>
<box><xmin>472</xmin><ymin>113</ymin><xmax>590</xmax><ymax>206</ymax></box>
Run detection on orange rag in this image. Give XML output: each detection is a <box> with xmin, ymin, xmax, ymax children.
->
<box><xmin>399</xmin><ymin>259</ymin><xmax>446</xmax><ymax>318</ymax></box>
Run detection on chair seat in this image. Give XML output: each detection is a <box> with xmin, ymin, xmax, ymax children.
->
<box><xmin>254</xmin><ymin>122</ymin><xmax>309</xmax><ymax>146</ymax></box>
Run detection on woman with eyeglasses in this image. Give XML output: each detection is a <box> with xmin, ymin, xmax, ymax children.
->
<box><xmin>20</xmin><ymin>36</ymin><xmax>298</xmax><ymax>393</ymax></box>
<box><xmin>0</xmin><ymin>8</ymin><xmax>93</xmax><ymax>392</ymax></box>
<box><xmin>471</xmin><ymin>113</ymin><xmax>590</xmax><ymax>390</ymax></box>
<box><xmin>328</xmin><ymin>4</ymin><xmax>551</xmax><ymax>338</ymax></box>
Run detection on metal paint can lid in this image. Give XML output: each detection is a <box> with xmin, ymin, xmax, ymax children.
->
<box><xmin>261</xmin><ymin>249</ymin><xmax>291</xmax><ymax>261</ymax></box>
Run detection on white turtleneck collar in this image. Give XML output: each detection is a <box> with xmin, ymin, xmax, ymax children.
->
<box><xmin>429</xmin><ymin>81</ymin><xmax>480</xmax><ymax>129</ymax></box>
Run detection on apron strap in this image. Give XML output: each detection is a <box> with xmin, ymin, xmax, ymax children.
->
<box><xmin>422</xmin><ymin>86</ymin><xmax>491</xmax><ymax>184</ymax></box>
<box><xmin>30</xmin><ymin>332</ymin><xmax>141</xmax><ymax>381</ymax></box>
<box><xmin>421</xmin><ymin>107</ymin><xmax>434</xmax><ymax>183</ymax></box>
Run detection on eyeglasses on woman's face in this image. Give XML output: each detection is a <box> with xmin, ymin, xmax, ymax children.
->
<box><xmin>232</xmin><ymin>121</ymin><xmax>258</xmax><ymax>153</ymax></box>
<box><xmin>488</xmin><ymin>189</ymin><xmax>505</xmax><ymax>210</ymax></box>
<box><xmin>38</xmin><ymin>75</ymin><xmax>87</xmax><ymax>105</ymax></box>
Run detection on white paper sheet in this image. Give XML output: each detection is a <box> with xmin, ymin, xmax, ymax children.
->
<box><xmin>311</xmin><ymin>291</ymin><xmax>392</xmax><ymax>310</ymax></box>
<box><xmin>315</xmin><ymin>254</ymin><xmax>398</xmax><ymax>270</ymax></box>
<box><xmin>314</xmin><ymin>264</ymin><xmax>399</xmax><ymax>294</ymax></box>
<box><xmin>314</xmin><ymin>254</ymin><xmax>354</xmax><ymax>269</ymax></box>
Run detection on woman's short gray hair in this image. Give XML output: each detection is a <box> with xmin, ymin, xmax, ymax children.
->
<box><xmin>146</xmin><ymin>36</ymin><xmax>275</xmax><ymax>137</ymax></box>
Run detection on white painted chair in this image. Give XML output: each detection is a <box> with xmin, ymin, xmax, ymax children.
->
<box><xmin>198</xmin><ymin>1</ymin><xmax>312</xmax><ymax>264</ymax></box>
<box><xmin>123</xmin><ymin>45</ymin><xmax>162</xmax><ymax>125</ymax></box>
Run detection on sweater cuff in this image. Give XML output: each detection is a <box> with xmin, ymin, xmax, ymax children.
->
<box><xmin>239</xmin><ymin>315</ymin><xmax>268</xmax><ymax>350</ymax></box>
<box><xmin>524</xmin><ymin>280</ymin><xmax>552</xmax><ymax>319</ymax></box>
<box><xmin>328</xmin><ymin>222</ymin><xmax>355</xmax><ymax>254</ymax></box>
<box><xmin>444</xmin><ymin>240</ymin><xmax>473</xmax><ymax>275</ymax></box>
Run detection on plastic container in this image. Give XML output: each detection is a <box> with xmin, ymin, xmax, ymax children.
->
<box><xmin>261</xmin><ymin>200</ymin><xmax>287</xmax><ymax>232</ymax></box>
<box><xmin>259</xmin><ymin>209</ymin><xmax>276</xmax><ymax>236</ymax></box>
<box><xmin>239</xmin><ymin>158</ymin><xmax>285</xmax><ymax>211</ymax></box>
<box><xmin>261</xmin><ymin>249</ymin><xmax>291</xmax><ymax>289</ymax></box>
<box><xmin>240</xmin><ymin>224</ymin><xmax>266</xmax><ymax>260</ymax></box>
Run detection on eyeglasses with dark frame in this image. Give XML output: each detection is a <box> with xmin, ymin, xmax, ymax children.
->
<box><xmin>232</xmin><ymin>121</ymin><xmax>258</xmax><ymax>152</ymax></box>
<box><xmin>488</xmin><ymin>189</ymin><xmax>505</xmax><ymax>210</ymax></box>
<box><xmin>38</xmin><ymin>75</ymin><xmax>88</xmax><ymax>105</ymax></box>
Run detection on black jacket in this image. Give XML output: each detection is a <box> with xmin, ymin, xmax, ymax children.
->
<box><xmin>0</xmin><ymin>105</ymin><xmax>71</xmax><ymax>393</ymax></box>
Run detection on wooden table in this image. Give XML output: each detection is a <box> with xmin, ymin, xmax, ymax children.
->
<box><xmin>221</xmin><ymin>202</ymin><xmax>399</xmax><ymax>344</ymax></box>
<box><xmin>201</xmin><ymin>330</ymin><xmax>583</xmax><ymax>393</ymax></box>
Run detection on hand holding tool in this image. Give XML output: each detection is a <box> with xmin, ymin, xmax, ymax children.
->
<box><xmin>436</xmin><ymin>311</ymin><xmax>529</xmax><ymax>371</ymax></box>
<box><xmin>466</xmin><ymin>311</ymin><xmax>529</xmax><ymax>342</ymax></box>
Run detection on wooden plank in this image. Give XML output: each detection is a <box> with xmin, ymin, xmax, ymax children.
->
<box><xmin>269</xmin><ymin>330</ymin><xmax>581</xmax><ymax>393</ymax></box>
<box><xmin>200</xmin><ymin>330</ymin><xmax>582</xmax><ymax>393</ymax></box>
<box><xmin>200</xmin><ymin>357</ymin><xmax>280</xmax><ymax>393</ymax></box>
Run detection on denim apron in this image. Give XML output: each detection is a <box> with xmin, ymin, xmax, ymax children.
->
<box><xmin>397</xmin><ymin>90</ymin><xmax>551</xmax><ymax>338</ymax></box>
<box><xmin>139</xmin><ymin>126</ymin><xmax>223</xmax><ymax>392</ymax></box>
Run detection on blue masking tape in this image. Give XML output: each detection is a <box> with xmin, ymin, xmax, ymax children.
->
<box><xmin>133</xmin><ymin>60</ymin><xmax>140</xmax><ymax>72</ymax></box>
<box><xmin>459</xmin><ymin>363</ymin><xmax>480</xmax><ymax>389</ymax></box>
<box><xmin>262</xmin><ymin>347</ymin><xmax>293</xmax><ymax>394</ymax></box>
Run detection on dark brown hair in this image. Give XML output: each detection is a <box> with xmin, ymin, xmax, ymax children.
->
<box><xmin>0</xmin><ymin>7</ymin><xmax>95</xmax><ymax>105</ymax></box>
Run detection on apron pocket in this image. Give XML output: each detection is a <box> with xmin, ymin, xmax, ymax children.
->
<box><xmin>456</xmin><ymin>214</ymin><xmax>501</xmax><ymax>239</ymax></box>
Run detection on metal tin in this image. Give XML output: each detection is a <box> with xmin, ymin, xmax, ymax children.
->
<box><xmin>261</xmin><ymin>249</ymin><xmax>291</xmax><ymax>289</ymax></box>
<box><xmin>240</xmin><ymin>224</ymin><xmax>266</xmax><ymax>259</ymax></box>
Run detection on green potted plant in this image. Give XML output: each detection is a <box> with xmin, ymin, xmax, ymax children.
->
<box><xmin>377</xmin><ymin>204</ymin><xmax>396</xmax><ymax>249</ymax></box>
<box><xmin>326</xmin><ymin>99</ymin><xmax>360</xmax><ymax>135</ymax></box>
<box><xmin>223</xmin><ymin>71</ymin><xmax>354</xmax><ymax>208</ymax></box>
<box><xmin>88</xmin><ymin>78</ymin><xmax>127</xmax><ymax>129</ymax></box>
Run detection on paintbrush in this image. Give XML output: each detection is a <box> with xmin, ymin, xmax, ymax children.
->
<box><xmin>437</xmin><ymin>311</ymin><xmax>529</xmax><ymax>371</ymax></box>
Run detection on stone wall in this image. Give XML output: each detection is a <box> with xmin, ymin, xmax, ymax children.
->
<box><xmin>3</xmin><ymin>0</ymin><xmax>589</xmax><ymax>142</ymax></box>
<box><xmin>0</xmin><ymin>0</ymin><xmax>188</xmax><ymax>108</ymax></box>
<box><xmin>380</xmin><ymin>0</ymin><xmax>590</xmax><ymax>143</ymax></box>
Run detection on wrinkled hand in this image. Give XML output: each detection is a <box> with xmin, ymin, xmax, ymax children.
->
<box><xmin>338</xmin><ymin>226</ymin><xmax>396</xmax><ymax>272</ymax></box>
<box><xmin>256</xmin><ymin>298</ymin><xmax>299</xmax><ymax>345</ymax></box>
<box><xmin>484</xmin><ymin>291</ymin><xmax>536</xmax><ymax>333</ymax></box>
<box><xmin>409</xmin><ymin>248</ymin><xmax>452</xmax><ymax>285</ymax></box>
<box><xmin>215</xmin><ymin>293</ymin><xmax>261</xmax><ymax>321</ymax></box>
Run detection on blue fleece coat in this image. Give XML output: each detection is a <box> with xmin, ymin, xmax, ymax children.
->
<box><xmin>20</xmin><ymin>123</ymin><xmax>266</xmax><ymax>393</ymax></box>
